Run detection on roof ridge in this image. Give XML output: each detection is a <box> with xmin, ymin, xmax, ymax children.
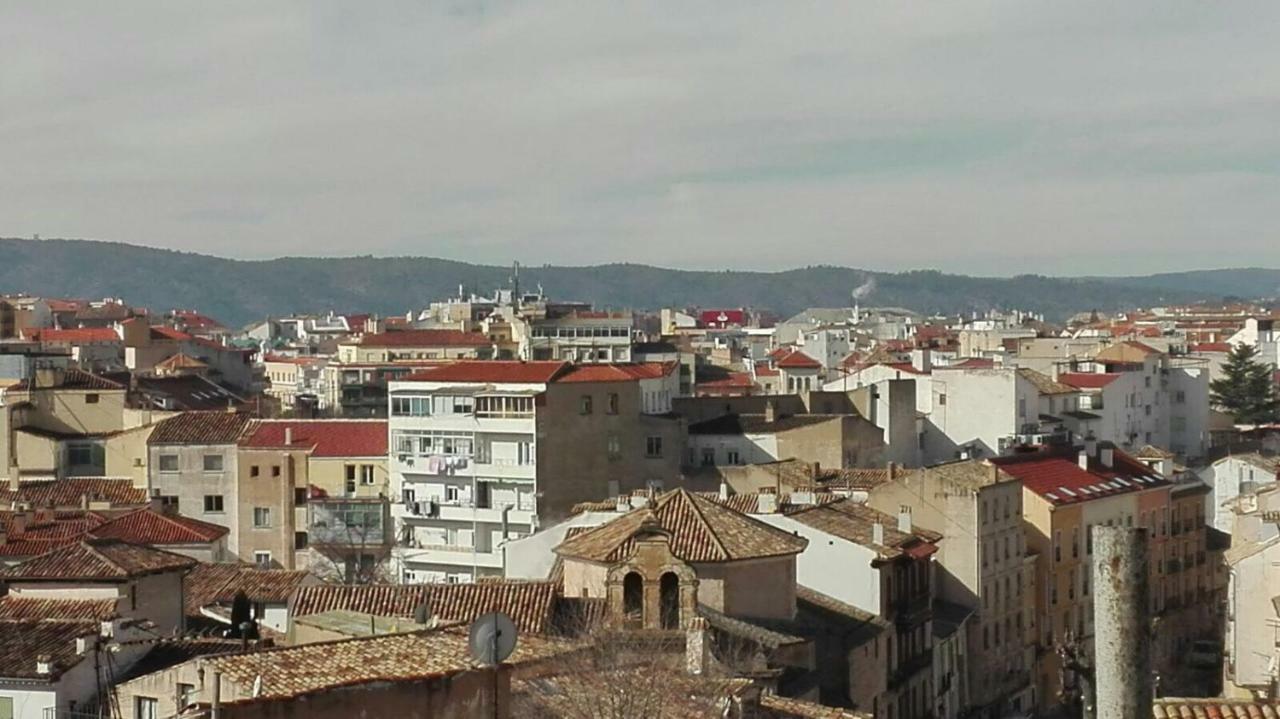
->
<box><xmin>674</xmin><ymin>490</ymin><xmax>730</xmax><ymax>561</ymax></box>
<box><xmin>81</xmin><ymin>539</ymin><xmax>129</xmax><ymax>575</ymax></box>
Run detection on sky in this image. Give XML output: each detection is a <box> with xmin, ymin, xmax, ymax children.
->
<box><xmin>3</xmin><ymin>2</ymin><xmax>1279</xmax><ymax>276</ymax></box>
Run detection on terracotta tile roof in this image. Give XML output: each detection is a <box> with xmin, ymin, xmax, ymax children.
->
<box><xmin>1095</xmin><ymin>340</ymin><xmax>1161</xmax><ymax>363</ymax></box>
<box><xmin>204</xmin><ymin>625</ymin><xmax>573</xmax><ymax>702</ymax></box>
<box><xmin>0</xmin><ymin>478</ymin><xmax>148</xmax><ymax>508</ymax></box>
<box><xmin>1017</xmin><ymin>368</ymin><xmax>1078</xmax><ymax>395</ymax></box>
<box><xmin>1135</xmin><ymin>444</ymin><xmax>1175</xmax><ymax>460</ymax></box>
<box><xmin>776</xmin><ymin>349</ymin><xmax>821</xmax><ymax>369</ymax></box>
<box><xmin>1059</xmin><ymin>372</ymin><xmax>1123</xmax><ymax>389</ymax></box>
<box><xmin>0</xmin><ymin>597</ymin><xmax>120</xmax><ymax>621</ymax></box>
<box><xmin>1152</xmin><ymin>698</ymin><xmax>1280</xmax><ymax>718</ymax></box>
<box><xmin>695</xmin><ymin>371</ymin><xmax>755</xmax><ymax>389</ymax></box>
<box><xmin>1189</xmin><ymin>342</ymin><xmax>1233</xmax><ymax>353</ymax></box>
<box><xmin>5</xmin><ymin>368</ymin><xmax>125</xmax><ymax>392</ymax></box>
<box><xmin>818</xmin><ymin>467</ymin><xmax>917</xmax><ymax>492</ymax></box>
<box><xmin>0</xmin><ymin>619</ymin><xmax>98</xmax><ymax>680</ymax></box>
<box><xmin>74</xmin><ymin>303</ymin><xmax>131</xmax><ymax>321</ymax></box>
<box><xmin>0</xmin><ymin>510</ymin><xmax>108</xmax><ymax>558</ymax></box>
<box><xmin>183</xmin><ymin>564</ymin><xmax>313</xmax><ymax>613</ymax></box>
<box><xmin>701</xmin><ymin>491</ymin><xmax>842</xmax><ymax>515</ymax></box>
<box><xmin>556</xmin><ymin>488</ymin><xmax>807</xmax><ymax>563</ymax></box>
<box><xmin>787</xmin><ymin>499</ymin><xmax>940</xmax><ymax>561</ymax></box>
<box><xmin>24</xmin><ymin>327</ymin><xmax>121</xmax><ymax>343</ymax></box>
<box><xmin>154</xmin><ymin>352</ymin><xmax>208</xmax><ymax>370</ymax></box>
<box><xmin>89</xmin><ymin>509</ymin><xmax>228</xmax><ymax>545</ymax></box>
<box><xmin>290</xmin><ymin>581</ymin><xmax>560</xmax><ymax>634</ymax></box>
<box><xmin>148</xmin><ymin>411</ymin><xmax>254</xmax><ymax>445</ymax></box>
<box><xmin>2</xmin><ymin>538</ymin><xmax>196</xmax><ymax>582</ymax></box>
<box><xmin>115</xmin><ymin>637</ymin><xmax>240</xmax><ymax>683</ymax></box>
<box><xmin>357</xmin><ymin>329</ymin><xmax>492</xmax><ymax>348</ymax></box>
<box><xmin>554</xmin><ymin>362</ymin><xmax>675</xmax><ymax>383</ymax></box>
<box><xmin>950</xmin><ymin>357</ymin><xmax>996</xmax><ymax>369</ymax></box>
<box><xmin>402</xmin><ymin>360</ymin><xmax>570</xmax><ymax>384</ymax></box>
<box><xmin>150</xmin><ymin>326</ymin><xmax>192</xmax><ymax>341</ymax></box>
<box><xmin>992</xmin><ymin>447</ymin><xmax>1168</xmax><ymax>506</ymax></box>
<box><xmin>240</xmin><ymin>419</ymin><xmax>388</xmax><ymax>457</ymax></box>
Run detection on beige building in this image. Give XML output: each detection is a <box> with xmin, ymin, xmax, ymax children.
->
<box><xmin>868</xmin><ymin>460</ymin><xmax>1033</xmax><ymax>718</ymax></box>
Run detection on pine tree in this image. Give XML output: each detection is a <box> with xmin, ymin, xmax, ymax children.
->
<box><xmin>1210</xmin><ymin>344</ymin><xmax>1280</xmax><ymax>424</ymax></box>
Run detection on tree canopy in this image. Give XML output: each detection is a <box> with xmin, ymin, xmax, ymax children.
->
<box><xmin>1209</xmin><ymin>343</ymin><xmax>1280</xmax><ymax>424</ymax></box>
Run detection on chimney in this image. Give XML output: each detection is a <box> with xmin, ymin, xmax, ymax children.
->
<box><xmin>76</xmin><ymin>636</ymin><xmax>96</xmax><ymax>655</ymax></box>
<box><xmin>718</xmin><ymin>481</ymin><xmax>729</xmax><ymax>501</ymax></box>
<box><xmin>284</xmin><ymin>427</ymin><xmax>293</xmax><ymax>447</ymax></box>
<box><xmin>763</xmin><ymin>401</ymin><xmax>776</xmax><ymax>424</ymax></box>
<box><xmin>36</xmin><ymin>655</ymin><xmax>52</xmax><ymax>675</ymax></box>
<box><xmin>888</xmin><ymin>461</ymin><xmax>898</xmax><ymax>481</ymax></box>
<box><xmin>685</xmin><ymin>617</ymin><xmax>712</xmax><ymax>675</ymax></box>
<box><xmin>872</xmin><ymin>522</ymin><xmax>885</xmax><ymax>545</ymax></box>
<box><xmin>1084</xmin><ymin>433</ymin><xmax>1098</xmax><ymax>458</ymax></box>
<box><xmin>756</xmin><ymin>491</ymin><xmax>778</xmax><ymax>515</ymax></box>
<box><xmin>990</xmin><ymin>462</ymin><xmax>1001</xmax><ymax>485</ymax></box>
<box><xmin>897</xmin><ymin>509</ymin><xmax>912</xmax><ymax>534</ymax></box>
<box><xmin>911</xmin><ymin>349</ymin><xmax>932</xmax><ymax>373</ymax></box>
<box><xmin>1078</xmin><ymin>450</ymin><xmax>1090</xmax><ymax>471</ymax></box>
<box><xmin>1101</xmin><ymin>446</ymin><xmax>1114</xmax><ymax>468</ymax></box>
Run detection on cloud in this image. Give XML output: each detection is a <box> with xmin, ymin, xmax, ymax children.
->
<box><xmin>1</xmin><ymin>1</ymin><xmax>1278</xmax><ymax>275</ymax></box>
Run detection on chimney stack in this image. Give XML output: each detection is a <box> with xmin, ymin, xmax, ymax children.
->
<box><xmin>1078</xmin><ymin>450</ymin><xmax>1090</xmax><ymax>471</ymax></box>
<box><xmin>718</xmin><ymin>481</ymin><xmax>729</xmax><ymax>501</ymax></box>
<box><xmin>888</xmin><ymin>461</ymin><xmax>898</xmax><ymax>481</ymax></box>
<box><xmin>1084</xmin><ymin>433</ymin><xmax>1098</xmax><ymax>458</ymax></box>
<box><xmin>36</xmin><ymin>655</ymin><xmax>52</xmax><ymax>675</ymax></box>
<box><xmin>872</xmin><ymin>522</ymin><xmax>885</xmax><ymax>546</ymax></box>
<box><xmin>897</xmin><ymin>509</ymin><xmax>912</xmax><ymax>534</ymax></box>
<box><xmin>764</xmin><ymin>401</ymin><xmax>776</xmax><ymax>424</ymax></box>
<box><xmin>1100</xmin><ymin>446</ymin><xmax>1115</xmax><ymax>468</ymax></box>
<box><xmin>284</xmin><ymin>427</ymin><xmax>293</xmax><ymax>446</ymax></box>
<box><xmin>756</xmin><ymin>491</ymin><xmax>778</xmax><ymax>515</ymax></box>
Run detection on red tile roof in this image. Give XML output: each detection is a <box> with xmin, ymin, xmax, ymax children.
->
<box><xmin>0</xmin><ymin>620</ymin><xmax>99</xmax><ymax>680</ymax></box>
<box><xmin>403</xmin><ymin>360</ymin><xmax>570</xmax><ymax>384</ymax></box>
<box><xmin>0</xmin><ymin>478</ymin><xmax>148</xmax><ymax>509</ymax></box>
<box><xmin>554</xmin><ymin>362</ymin><xmax>675</xmax><ymax>383</ymax></box>
<box><xmin>89</xmin><ymin>509</ymin><xmax>228</xmax><ymax>545</ymax></box>
<box><xmin>148</xmin><ymin>411</ymin><xmax>255</xmax><ymax>445</ymax></box>
<box><xmin>357</xmin><ymin>330</ymin><xmax>492</xmax><ymax>348</ymax></box>
<box><xmin>240</xmin><ymin>420</ymin><xmax>388</xmax><ymax>457</ymax></box>
<box><xmin>696</xmin><ymin>372</ymin><xmax>755</xmax><ymax>389</ymax></box>
<box><xmin>1058</xmin><ymin>372</ymin><xmax>1123</xmax><ymax>389</ymax></box>
<box><xmin>951</xmin><ymin>358</ymin><xmax>996</xmax><ymax>369</ymax></box>
<box><xmin>1153</xmin><ymin>698</ymin><xmax>1280</xmax><ymax>719</ymax></box>
<box><xmin>776</xmin><ymin>349</ymin><xmax>821</xmax><ymax>369</ymax></box>
<box><xmin>2</xmin><ymin>538</ymin><xmax>197</xmax><ymax>581</ymax></box>
<box><xmin>699</xmin><ymin>309</ymin><xmax>746</xmax><ymax>328</ymax></box>
<box><xmin>24</xmin><ymin>328</ymin><xmax>121</xmax><ymax>343</ymax></box>
<box><xmin>290</xmin><ymin>581</ymin><xmax>560</xmax><ymax>634</ymax></box>
<box><xmin>150</xmin><ymin>326</ymin><xmax>192</xmax><ymax>341</ymax></box>
<box><xmin>1189</xmin><ymin>342</ymin><xmax>1233</xmax><ymax>353</ymax></box>
<box><xmin>992</xmin><ymin>448</ymin><xmax>1167</xmax><ymax>506</ymax></box>
<box><xmin>184</xmin><ymin>563</ymin><xmax>314</xmax><ymax>614</ymax></box>
<box><xmin>0</xmin><ymin>597</ymin><xmax>120</xmax><ymax>621</ymax></box>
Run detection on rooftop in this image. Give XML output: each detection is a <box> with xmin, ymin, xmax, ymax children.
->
<box><xmin>0</xmin><ymin>597</ymin><xmax>120</xmax><ymax>621</ymax></box>
<box><xmin>25</xmin><ymin>327</ymin><xmax>121</xmax><ymax>343</ymax></box>
<box><xmin>2</xmin><ymin>538</ymin><xmax>197</xmax><ymax>582</ymax></box>
<box><xmin>184</xmin><ymin>563</ymin><xmax>314</xmax><ymax>615</ymax></box>
<box><xmin>0</xmin><ymin>619</ymin><xmax>98</xmax><ymax>680</ymax></box>
<box><xmin>5</xmin><ymin>368</ymin><xmax>125</xmax><ymax>392</ymax></box>
<box><xmin>1095</xmin><ymin>340</ymin><xmax>1161</xmax><ymax>363</ymax></box>
<box><xmin>290</xmin><ymin>581</ymin><xmax>560</xmax><ymax>634</ymax></box>
<box><xmin>787</xmin><ymin>499</ymin><xmax>940</xmax><ymax>561</ymax></box>
<box><xmin>356</xmin><ymin>329</ymin><xmax>493</xmax><ymax>348</ymax></box>
<box><xmin>555</xmin><ymin>362</ymin><xmax>675</xmax><ymax>383</ymax></box>
<box><xmin>89</xmin><ymin>508</ymin><xmax>228</xmax><ymax>545</ymax></box>
<box><xmin>402</xmin><ymin>360</ymin><xmax>570</xmax><ymax>384</ymax></box>
<box><xmin>688</xmin><ymin>413</ymin><xmax>840</xmax><ymax>435</ymax></box>
<box><xmin>240</xmin><ymin>419</ymin><xmax>388</xmax><ymax>457</ymax></box>
<box><xmin>0</xmin><ymin>477</ymin><xmax>149</xmax><ymax>508</ymax></box>
<box><xmin>776</xmin><ymin>349</ymin><xmax>822</xmax><ymax>370</ymax></box>
<box><xmin>556</xmin><ymin>488</ymin><xmax>807</xmax><ymax>564</ymax></box>
<box><xmin>1017</xmin><ymin>368</ymin><xmax>1078</xmax><ymax>395</ymax></box>
<box><xmin>1058</xmin><ymin>372</ymin><xmax>1123</xmax><ymax>389</ymax></box>
<box><xmin>992</xmin><ymin>446</ymin><xmax>1167</xmax><ymax>506</ymax></box>
<box><xmin>148</xmin><ymin>411</ymin><xmax>254</xmax><ymax>445</ymax></box>
<box><xmin>1152</xmin><ymin>698</ymin><xmax>1280</xmax><ymax>718</ymax></box>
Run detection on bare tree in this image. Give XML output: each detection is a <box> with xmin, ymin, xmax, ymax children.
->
<box><xmin>305</xmin><ymin>498</ymin><xmax>394</xmax><ymax>584</ymax></box>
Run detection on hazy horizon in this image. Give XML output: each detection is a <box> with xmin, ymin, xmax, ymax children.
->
<box><xmin>5</xmin><ymin>2</ymin><xmax>1279</xmax><ymax>275</ymax></box>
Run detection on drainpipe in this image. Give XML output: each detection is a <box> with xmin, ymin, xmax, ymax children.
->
<box><xmin>1093</xmin><ymin>526</ymin><xmax>1152</xmax><ymax>719</ymax></box>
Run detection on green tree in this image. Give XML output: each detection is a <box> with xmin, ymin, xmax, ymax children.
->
<box><xmin>1210</xmin><ymin>344</ymin><xmax>1280</xmax><ymax>424</ymax></box>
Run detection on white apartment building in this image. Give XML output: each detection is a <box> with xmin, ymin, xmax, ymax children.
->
<box><xmin>388</xmin><ymin>360</ymin><xmax>682</xmax><ymax>583</ymax></box>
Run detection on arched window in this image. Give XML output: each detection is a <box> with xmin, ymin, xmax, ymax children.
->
<box><xmin>623</xmin><ymin>572</ymin><xmax>644</xmax><ymax>627</ymax></box>
<box><xmin>659</xmin><ymin>572</ymin><xmax>680</xmax><ymax>630</ymax></box>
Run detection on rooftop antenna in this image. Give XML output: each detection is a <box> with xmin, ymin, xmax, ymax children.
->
<box><xmin>469</xmin><ymin>612</ymin><xmax>517</xmax><ymax>719</ymax></box>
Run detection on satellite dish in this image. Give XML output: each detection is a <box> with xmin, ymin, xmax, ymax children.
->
<box><xmin>468</xmin><ymin>612</ymin><xmax>518</xmax><ymax>666</ymax></box>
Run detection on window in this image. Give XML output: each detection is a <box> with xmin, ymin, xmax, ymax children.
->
<box><xmin>68</xmin><ymin>443</ymin><xmax>95</xmax><ymax>466</ymax></box>
<box><xmin>645</xmin><ymin>436</ymin><xmax>663</xmax><ymax>458</ymax></box>
<box><xmin>250</xmin><ymin>465</ymin><xmax>260</xmax><ymax>478</ymax></box>
<box><xmin>607</xmin><ymin>434</ymin><xmax>621</xmax><ymax>460</ymax></box>
<box><xmin>271</xmin><ymin>465</ymin><xmax>281</xmax><ymax>478</ymax></box>
<box><xmin>177</xmin><ymin>683</ymin><xmax>195</xmax><ymax>709</ymax></box>
<box><xmin>1072</xmin><ymin>527</ymin><xmax>1079</xmax><ymax>559</ymax></box>
<box><xmin>1086</xmin><ymin>524</ymin><xmax>1093</xmax><ymax>554</ymax></box>
<box><xmin>135</xmin><ymin>697</ymin><xmax>158</xmax><ymax>719</ymax></box>
<box><xmin>159</xmin><ymin>454</ymin><xmax>179</xmax><ymax>472</ymax></box>
<box><xmin>361</xmin><ymin>464</ymin><xmax>375</xmax><ymax>485</ymax></box>
<box><xmin>253</xmin><ymin>507</ymin><xmax>272</xmax><ymax>528</ymax></box>
<box><xmin>444</xmin><ymin>485</ymin><xmax>460</xmax><ymax>503</ymax></box>
<box><xmin>85</xmin><ymin>393</ymin><xmax>100</xmax><ymax>404</ymax></box>
<box><xmin>580</xmin><ymin>395</ymin><xmax>593</xmax><ymax>414</ymax></box>
<box><xmin>345</xmin><ymin>465</ymin><xmax>357</xmax><ymax>494</ymax></box>
<box><xmin>254</xmin><ymin>551</ymin><xmax>272</xmax><ymax>568</ymax></box>
<box><xmin>1053</xmin><ymin>530</ymin><xmax>1061</xmax><ymax>562</ymax></box>
<box><xmin>203</xmin><ymin>495</ymin><xmax>224</xmax><ymax>513</ymax></box>
<box><xmin>1018</xmin><ymin>398</ymin><xmax>1027</xmax><ymax>418</ymax></box>
<box><xmin>203</xmin><ymin>454</ymin><xmax>223</xmax><ymax>472</ymax></box>
<box><xmin>295</xmin><ymin>531</ymin><xmax>309</xmax><ymax>550</ymax></box>
<box><xmin>726</xmin><ymin>449</ymin><xmax>741</xmax><ymax>465</ymax></box>
<box><xmin>607</xmin><ymin>393</ymin><xmax>620</xmax><ymax>414</ymax></box>
<box><xmin>938</xmin><ymin>393</ymin><xmax>947</xmax><ymax>406</ymax></box>
<box><xmin>294</xmin><ymin>487</ymin><xmax>307</xmax><ymax>506</ymax></box>
<box><xmin>701</xmin><ymin>448</ymin><xmax>715</xmax><ymax>467</ymax></box>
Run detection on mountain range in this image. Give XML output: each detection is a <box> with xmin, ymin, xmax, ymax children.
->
<box><xmin>2</xmin><ymin>237</ymin><xmax>1278</xmax><ymax>328</ymax></box>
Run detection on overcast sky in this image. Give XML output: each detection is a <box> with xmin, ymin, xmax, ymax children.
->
<box><xmin>3</xmin><ymin>2</ymin><xmax>1278</xmax><ymax>275</ymax></box>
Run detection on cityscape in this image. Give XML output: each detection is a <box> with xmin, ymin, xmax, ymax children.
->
<box><xmin>5</xmin><ymin>3</ymin><xmax>1280</xmax><ymax>718</ymax></box>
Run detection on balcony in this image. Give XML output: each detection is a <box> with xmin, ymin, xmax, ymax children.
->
<box><xmin>400</xmin><ymin>544</ymin><xmax>504</xmax><ymax>569</ymax></box>
<box><xmin>888</xmin><ymin>648</ymin><xmax>933</xmax><ymax>689</ymax></box>
<box><xmin>472</xmin><ymin>458</ymin><xmax>536</xmax><ymax>480</ymax></box>
<box><xmin>400</xmin><ymin>499</ymin><xmax>534</xmax><ymax>527</ymax></box>
<box><xmin>893</xmin><ymin>594</ymin><xmax>932</xmax><ymax>627</ymax></box>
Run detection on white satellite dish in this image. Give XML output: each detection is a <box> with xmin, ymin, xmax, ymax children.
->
<box><xmin>468</xmin><ymin>612</ymin><xmax>518</xmax><ymax>666</ymax></box>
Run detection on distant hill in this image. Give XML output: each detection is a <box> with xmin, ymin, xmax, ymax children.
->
<box><xmin>1</xmin><ymin>237</ymin><xmax>1277</xmax><ymax>327</ymax></box>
